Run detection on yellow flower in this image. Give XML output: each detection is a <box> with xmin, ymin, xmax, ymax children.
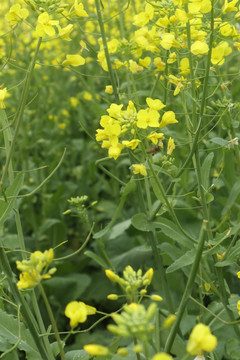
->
<box><xmin>187</xmin><ymin>323</ymin><xmax>217</xmax><ymax>355</ymax></box>
<box><xmin>222</xmin><ymin>0</ymin><xmax>238</xmax><ymax>13</ymax></box>
<box><xmin>74</xmin><ymin>1</ymin><xmax>88</xmax><ymax>17</ymax></box>
<box><xmin>154</xmin><ymin>57</ymin><xmax>166</xmax><ymax>71</ymax></box>
<box><xmin>58</xmin><ymin>123</ymin><xmax>66</xmax><ymax>130</ymax></box>
<box><xmin>139</xmin><ymin>57</ymin><xmax>151</xmax><ymax>68</ymax></box>
<box><xmin>137</xmin><ymin>109</ymin><xmax>160</xmax><ymax>129</ymax></box>
<box><xmin>122</xmin><ymin>139</ymin><xmax>141</xmax><ymax>150</ymax></box>
<box><xmin>84</xmin><ymin>344</ymin><xmax>109</xmax><ymax>356</ymax></box>
<box><xmin>237</xmin><ymin>300</ymin><xmax>240</xmax><ymax>315</ymax></box>
<box><xmin>147</xmin><ymin>132</ymin><xmax>164</xmax><ymax>145</ymax></box>
<box><xmin>0</xmin><ymin>88</ymin><xmax>8</xmax><ymax>109</ymax></box>
<box><xmin>191</xmin><ymin>41</ymin><xmax>209</xmax><ymax>55</ymax></box>
<box><xmin>105</xmin><ymin>85</ymin><xmax>113</xmax><ymax>94</ymax></box>
<box><xmin>36</xmin><ymin>12</ymin><xmax>59</xmax><ymax>37</ymax></box>
<box><xmin>160</xmin><ymin>33</ymin><xmax>176</xmax><ymax>50</ymax></box>
<box><xmin>167</xmin><ymin>137</ymin><xmax>175</xmax><ymax>155</ymax></box>
<box><xmin>152</xmin><ymin>353</ymin><xmax>173</xmax><ymax>360</ymax></box>
<box><xmin>237</xmin><ymin>270</ymin><xmax>240</xmax><ymax>278</ymax></box>
<box><xmin>62</xmin><ymin>54</ymin><xmax>85</xmax><ymax>67</ymax></box>
<box><xmin>58</xmin><ymin>24</ymin><xmax>73</xmax><ymax>41</ymax></box>
<box><xmin>70</xmin><ymin>97</ymin><xmax>79</xmax><ymax>107</ymax></box>
<box><xmin>159</xmin><ymin>111</ymin><xmax>178</xmax><ymax>129</ymax></box>
<box><xmin>164</xmin><ymin>314</ymin><xmax>176</xmax><ymax>328</ymax></box>
<box><xmin>151</xmin><ymin>295</ymin><xmax>163</xmax><ymax>302</ymax></box>
<box><xmin>16</xmin><ymin>249</ymin><xmax>55</xmax><ymax>289</ymax></box>
<box><xmin>146</xmin><ymin>97</ymin><xmax>166</xmax><ymax>111</ymax></box>
<box><xmin>179</xmin><ymin>58</ymin><xmax>190</xmax><ymax>75</ymax></box>
<box><xmin>167</xmin><ymin>52</ymin><xmax>177</xmax><ymax>64</ymax></box>
<box><xmin>133</xmin><ymin>3</ymin><xmax>154</xmax><ymax>26</ymax></box>
<box><xmin>132</xmin><ymin>164</ymin><xmax>147</xmax><ymax>176</ymax></box>
<box><xmin>5</xmin><ymin>4</ymin><xmax>29</xmax><ymax>25</ymax></box>
<box><xmin>65</xmin><ymin>301</ymin><xmax>96</xmax><ymax>328</ymax></box>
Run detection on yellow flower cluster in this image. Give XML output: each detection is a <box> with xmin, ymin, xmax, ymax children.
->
<box><xmin>96</xmin><ymin>98</ymin><xmax>178</xmax><ymax>163</ymax></box>
<box><xmin>16</xmin><ymin>249</ymin><xmax>56</xmax><ymax>289</ymax></box>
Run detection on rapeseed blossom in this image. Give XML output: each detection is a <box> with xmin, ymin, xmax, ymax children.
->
<box><xmin>5</xmin><ymin>4</ymin><xmax>29</xmax><ymax>25</ymax></box>
<box><xmin>16</xmin><ymin>249</ymin><xmax>56</xmax><ymax>289</ymax></box>
<box><xmin>187</xmin><ymin>323</ymin><xmax>217</xmax><ymax>355</ymax></box>
<box><xmin>36</xmin><ymin>12</ymin><xmax>59</xmax><ymax>37</ymax></box>
<box><xmin>65</xmin><ymin>301</ymin><xmax>96</xmax><ymax>328</ymax></box>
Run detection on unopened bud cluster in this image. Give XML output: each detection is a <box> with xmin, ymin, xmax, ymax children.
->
<box><xmin>24</xmin><ymin>0</ymin><xmax>68</xmax><ymax>13</ymax></box>
<box><xmin>108</xmin><ymin>302</ymin><xmax>157</xmax><ymax>342</ymax></box>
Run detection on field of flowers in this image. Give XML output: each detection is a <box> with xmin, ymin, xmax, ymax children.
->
<box><xmin>1</xmin><ymin>0</ymin><xmax>240</xmax><ymax>359</ymax></box>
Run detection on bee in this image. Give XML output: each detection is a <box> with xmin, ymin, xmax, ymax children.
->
<box><xmin>147</xmin><ymin>145</ymin><xmax>162</xmax><ymax>155</ymax></box>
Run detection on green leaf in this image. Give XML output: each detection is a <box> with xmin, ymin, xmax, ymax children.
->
<box><xmin>225</xmin><ymin>338</ymin><xmax>240</xmax><ymax>360</ymax></box>
<box><xmin>0</xmin><ymin>308</ymin><xmax>42</xmax><ymax>360</ymax></box>
<box><xmin>222</xmin><ymin>179</ymin><xmax>240</xmax><ymax>215</ymax></box>
<box><xmin>150</xmin><ymin>177</ymin><xmax>165</xmax><ymax>203</ymax></box>
<box><xmin>109</xmin><ymin>219</ymin><xmax>131</xmax><ymax>239</ymax></box>
<box><xmin>166</xmin><ymin>249</ymin><xmax>196</xmax><ymax>273</ymax></box>
<box><xmin>84</xmin><ymin>250</ymin><xmax>108</xmax><ymax>268</ymax></box>
<box><xmin>44</xmin><ymin>274</ymin><xmax>91</xmax><ymax>304</ymax></box>
<box><xmin>201</xmin><ymin>152</ymin><xmax>214</xmax><ymax>190</ymax></box>
<box><xmin>65</xmin><ymin>350</ymin><xmax>89</xmax><ymax>360</ymax></box>
<box><xmin>131</xmin><ymin>213</ymin><xmax>155</xmax><ymax>232</ymax></box>
<box><xmin>121</xmin><ymin>180</ymin><xmax>137</xmax><ymax>198</ymax></box>
<box><xmin>0</xmin><ymin>173</ymin><xmax>24</xmax><ymax>226</ymax></box>
<box><xmin>154</xmin><ymin>218</ymin><xmax>193</xmax><ymax>249</ymax></box>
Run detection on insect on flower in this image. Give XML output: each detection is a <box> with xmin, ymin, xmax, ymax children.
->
<box><xmin>147</xmin><ymin>145</ymin><xmax>162</xmax><ymax>155</ymax></box>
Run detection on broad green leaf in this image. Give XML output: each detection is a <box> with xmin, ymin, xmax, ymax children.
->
<box><xmin>166</xmin><ymin>249</ymin><xmax>196</xmax><ymax>273</ymax></box>
<box><xmin>131</xmin><ymin>213</ymin><xmax>155</xmax><ymax>232</ymax></box>
<box><xmin>109</xmin><ymin>219</ymin><xmax>131</xmax><ymax>239</ymax></box>
<box><xmin>0</xmin><ymin>308</ymin><xmax>42</xmax><ymax>360</ymax></box>
<box><xmin>226</xmin><ymin>339</ymin><xmax>240</xmax><ymax>360</ymax></box>
<box><xmin>120</xmin><ymin>180</ymin><xmax>137</xmax><ymax>198</ymax></box>
<box><xmin>154</xmin><ymin>218</ymin><xmax>193</xmax><ymax>249</ymax></box>
<box><xmin>0</xmin><ymin>173</ymin><xmax>24</xmax><ymax>226</ymax></box>
<box><xmin>210</xmin><ymin>137</ymin><xmax>228</xmax><ymax>147</ymax></box>
<box><xmin>201</xmin><ymin>152</ymin><xmax>214</xmax><ymax>190</ymax></box>
<box><xmin>65</xmin><ymin>350</ymin><xmax>89</xmax><ymax>360</ymax></box>
<box><xmin>112</xmin><ymin>245</ymin><xmax>152</xmax><ymax>270</ymax></box>
<box><xmin>39</xmin><ymin>219</ymin><xmax>61</xmax><ymax>234</ymax></box>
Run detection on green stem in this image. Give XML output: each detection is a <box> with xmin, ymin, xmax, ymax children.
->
<box><xmin>39</xmin><ymin>283</ymin><xmax>65</xmax><ymax>360</ymax></box>
<box><xmin>94</xmin><ymin>0</ymin><xmax>119</xmax><ymax>103</ymax></box>
<box><xmin>164</xmin><ymin>221</ymin><xmax>207</xmax><ymax>353</ymax></box>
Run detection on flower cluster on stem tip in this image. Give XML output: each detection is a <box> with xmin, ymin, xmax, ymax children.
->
<box><xmin>16</xmin><ymin>249</ymin><xmax>56</xmax><ymax>290</ymax></box>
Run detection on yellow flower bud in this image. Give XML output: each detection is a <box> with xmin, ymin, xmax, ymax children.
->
<box><xmin>151</xmin><ymin>294</ymin><xmax>163</xmax><ymax>302</ymax></box>
<box><xmin>84</xmin><ymin>344</ymin><xmax>109</xmax><ymax>356</ymax></box>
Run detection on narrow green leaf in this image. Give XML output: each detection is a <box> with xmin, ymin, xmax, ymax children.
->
<box><xmin>84</xmin><ymin>250</ymin><xmax>108</xmax><ymax>268</ymax></box>
<box><xmin>150</xmin><ymin>177</ymin><xmax>165</xmax><ymax>203</ymax></box>
<box><xmin>201</xmin><ymin>152</ymin><xmax>214</xmax><ymax>190</ymax></box>
<box><xmin>166</xmin><ymin>249</ymin><xmax>196</xmax><ymax>273</ymax></box>
<box><xmin>109</xmin><ymin>219</ymin><xmax>131</xmax><ymax>239</ymax></box>
<box><xmin>222</xmin><ymin>179</ymin><xmax>240</xmax><ymax>215</ymax></box>
<box><xmin>154</xmin><ymin>218</ymin><xmax>193</xmax><ymax>248</ymax></box>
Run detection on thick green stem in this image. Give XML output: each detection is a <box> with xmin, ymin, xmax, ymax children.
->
<box><xmin>95</xmin><ymin>0</ymin><xmax>119</xmax><ymax>103</ymax></box>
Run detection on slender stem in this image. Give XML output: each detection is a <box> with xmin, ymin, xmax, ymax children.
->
<box><xmin>94</xmin><ymin>0</ymin><xmax>119</xmax><ymax>103</ymax></box>
<box><xmin>164</xmin><ymin>221</ymin><xmax>207</xmax><ymax>353</ymax></box>
<box><xmin>39</xmin><ymin>283</ymin><xmax>65</xmax><ymax>360</ymax></box>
